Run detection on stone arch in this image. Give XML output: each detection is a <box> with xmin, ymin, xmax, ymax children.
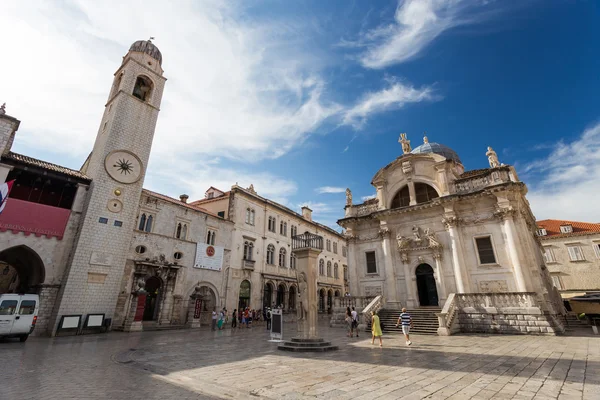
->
<box><xmin>318</xmin><ymin>288</ymin><xmax>326</xmax><ymax>312</ymax></box>
<box><xmin>276</xmin><ymin>282</ymin><xmax>287</xmax><ymax>307</ymax></box>
<box><xmin>263</xmin><ymin>281</ymin><xmax>274</xmax><ymax>308</ymax></box>
<box><xmin>415</xmin><ymin>263</ymin><xmax>439</xmax><ymax>307</ymax></box>
<box><xmin>238</xmin><ymin>279</ymin><xmax>251</xmax><ymax>309</ymax></box>
<box><xmin>132</xmin><ymin>75</ymin><xmax>154</xmax><ymax>102</ymax></box>
<box><xmin>0</xmin><ymin>245</ymin><xmax>45</xmax><ymax>294</ymax></box>
<box><xmin>288</xmin><ymin>285</ymin><xmax>297</xmax><ymax>310</ymax></box>
<box><xmin>185</xmin><ymin>281</ymin><xmax>220</xmax><ymax>306</ymax></box>
<box><xmin>387</xmin><ymin>179</ymin><xmax>443</xmax><ymax>209</ymax></box>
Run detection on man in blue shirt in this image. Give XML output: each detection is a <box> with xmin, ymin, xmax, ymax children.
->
<box><xmin>395</xmin><ymin>307</ymin><xmax>413</xmax><ymax>346</ymax></box>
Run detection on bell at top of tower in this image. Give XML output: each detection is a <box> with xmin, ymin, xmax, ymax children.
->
<box><xmin>129</xmin><ymin>39</ymin><xmax>162</xmax><ymax>65</ymax></box>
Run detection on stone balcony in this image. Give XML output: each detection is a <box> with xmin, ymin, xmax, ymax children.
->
<box><xmin>242</xmin><ymin>259</ymin><xmax>255</xmax><ymax>270</ymax></box>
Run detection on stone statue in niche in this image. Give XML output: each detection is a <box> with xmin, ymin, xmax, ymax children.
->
<box><xmin>399</xmin><ymin>133</ymin><xmax>411</xmax><ymax>154</ymax></box>
<box><xmin>412</xmin><ymin>225</ymin><xmax>422</xmax><ymax>246</ymax></box>
<box><xmin>345</xmin><ymin>188</ymin><xmax>352</xmax><ymax>206</ymax></box>
<box><xmin>396</xmin><ymin>234</ymin><xmax>410</xmax><ymax>250</ymax></box>
<box><xmin>486</xmin><ymin>146</ymin><xmax>500</xmax><ymax>168</ymax></box>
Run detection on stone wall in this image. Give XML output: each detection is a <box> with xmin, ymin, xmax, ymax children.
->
<box><xmin>458</xmin><ymin>310</ymin><xmax>564</xmax><ymax>335</ymax></box>
<box><xmin>34</xmin><ymin>284</ymin><xmax>60</xmax><ymax>336</ymax></box>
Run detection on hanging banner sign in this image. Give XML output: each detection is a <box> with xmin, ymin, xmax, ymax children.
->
<box><xmin>193</xmin><ymin>243</ymin><xmax>224</xmax><ymax>271</ymax></box>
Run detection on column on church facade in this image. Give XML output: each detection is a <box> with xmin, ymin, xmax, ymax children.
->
<box><xmin>380</xmin><ymin>226</ymin><xmax>400</xmax><ymax>308</ymax></box>
<box><xmin>443</xmin><ymin>216</ymin><xmax>470</xmax><ymax>293</ymax></box>
<box><xmin>408</xmin><ymin>181</ymin><xmax>417</xmax><ymax>206</ymax></box>
<box><xmin>433</xmin><ymin>253</ymin><xmax>447</xmax><ymax>303</ymax></box>
<box><xmin>498</xmin><ymin>209</ymin><xmax>528</xmax><ymax>292</ymax></box>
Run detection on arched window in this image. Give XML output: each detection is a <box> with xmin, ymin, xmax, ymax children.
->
<box><xmin>291</xmin><ymin>225</ymin><xmax>297</xmax><ymax>237</ymax></box>
<box><xmin>319</xmin><ymin>259</ymin><xmax>324</xmax><ymax>276</ymax></box>
<box><xmin>334</xmin><ymin>263</ymin><xmax>339</xmax><ymax>279</ymax></box>
<box><xmin>251</xmin><ymin>209</ymin><xmax>255</xmax><ymax>225</ymax></box>
<box><xmin>145</xmin><ymin>215</ymin><xmax>153</xmax><ymax>232</ymax></box>
<box><xmin>267</xmin><ymin>244</ymin><xmax>275</xmax><ymax>264</ymax></box>
<box><xmin>327</xmin><ymin>261</ymin><xmax>332</xmax><ymax>277</ymax></box>
<box><xmin>176</xmin><ymin>223</ymin><xmax>182</xmax><ymax>238</ymax></box>
<box><xmin>326</xmin><ymin>239</ymin><xmax>331</xmax><ymax>251</ymax></box>
<box><xmin>132</xmin><ymin>76</ymin><xmax>152</xmax><ymax>101</ymax></box>
<box><xmin>415</xmin><ymin>183</ymin><xmax>440</xmax><ymax>204</ymax></box>
<box><xmin>290</xmin><ymin>253</ymin><xmax>297</xmax><ymax>269</ymax></box>
<box><xmin>244</xmin><ymin>241</ymin><xmax>254</xmax><ymax>260</ymax></box>
<box><xmin>279</xmin><ymin>248</ymin><xmax>286</xmax><ymax>268</ymax></box>
<box><xmin>391</xmin><ymin>186</ymin><xmax>410</xmax><ymax>209</ymax></box>
<box><xmin>138</xmin><ymin>213</ymin><xmax>147</xmax><ymax>231</ymax></box>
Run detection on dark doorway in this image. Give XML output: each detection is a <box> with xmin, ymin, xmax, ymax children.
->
<box><xmin>276</xmin><ymin>284</ymin><xmax>285</xmax><ymax>308</ymax></box>
<box><xmin>238</xmin><ymin>280</ymin><xmax>251</xmax><ymax>310</ymax></box>
<box><xmin>0</xmin><ymin>245</ymin><xmax>45</xmax><ymax>294</ymax></box>
<box><xmin>288</xmin><ymin>286</ymin><xmax>296</xmax><ymax>310</ymax></box>
<box><xmin>416</xmin><ymin>264</ymin><xmax>438</xmax><ymax>306</ymax></box>
<box><xmin>318</xmin><ymin>289</ymin><xmax>326</xmax><ymax>312</ymax></box>
<box><xmin>143</xmin><ymin>276</ymin><xmax>162</xmax><ymax>321</ymax></box>
<box><xmin>263</xmin><ymin>282</ymin><xmax>273</xmax><ymax>309</ymax></box>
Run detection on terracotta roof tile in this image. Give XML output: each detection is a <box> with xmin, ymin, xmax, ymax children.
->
<box><xmin>3</xmin><ymin>151</ymin><xmax>90</xmax><ymax>180</ymax></box>
<box><xmin>536</xmin><ymin>219</ymin><xmax>600</xmax><ymax>239</ymax></box>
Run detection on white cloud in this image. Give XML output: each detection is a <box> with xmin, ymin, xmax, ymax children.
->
<box><xmin>342</xmin><ymin>79</ymin><xmax>439</xmax><ymax>129</ymax></box>
<box><xmin>297</xmin><ymin>202</ymin><xmax>337</xmax><ymax>215</ymax></box>
<box><xmin>315</xmin><ymin>186</ymin><xmax>346</xmax><ymax>194</ymax></box>
<box><xmin>525</xmin><ymin>122</ymin><xmax>600</xmax><ymax>222</ymax></box>
<box><xmin>355</xmin><ymin>0</ymin><xmax>485</xmax><ymax>69</ymax></box>
<box><xmin>361</xmin><ymin>194</ymin><xmax>377</xmax><ymax>201</ymax></box>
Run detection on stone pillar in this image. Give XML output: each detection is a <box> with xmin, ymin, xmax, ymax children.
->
<box><xmin>498</xmin><ymin>209</ymin><xmax>528</xmax><ymax>292</ymax></box>
<box><xmin>35</xmin><ymin>284</ymin><xmax>60</xmax><ymax>336</ymax></box>
<box><xmin>380</xmin><ymin>224</ymin><xmax>400</xmax><ymax>309</ymax></box>
<box><xmin>159</xmin><ymin>275</ymin><xmax>176</xmax><ymax>325</ymax></box>
<box><xmin>443</xmin><ymin>215</ymin><xmax>470</xmax><ymax>293</ymax></box>
<box><xmin>433</xmin><ymin>254</ymin><xmax>447</xmax><ymax>304</ymax></box>
<box><xmin>294</xmin><ymin>247</ymin><xmax>321</xmax><ymax>339</ymax></box>
<box><xmin>408</xmin><ymin>181</ymin><xmax>417</xmax><ymax>206</ymax></box>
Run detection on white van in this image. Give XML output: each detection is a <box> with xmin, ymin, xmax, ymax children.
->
<box><xmin>0</xmin><ymin>294</ymin><xmax>39</xmax><ymax>342</ymax></box>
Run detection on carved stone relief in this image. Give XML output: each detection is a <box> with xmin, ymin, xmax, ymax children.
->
<box><xmin>478</xmin><ymin>280</ymin><xmax>509</xmax><ymax>293</ymax></box>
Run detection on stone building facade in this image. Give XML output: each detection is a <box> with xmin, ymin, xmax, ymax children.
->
<box><xmin>536</xmin><ymin>219</ymin><xmax>600</xmax><ymax>295</ymax></box>
<box><xmin>338</xmin><ymin>135</ymin><xmax>565</xmax><ymax>334</ymax></box>
<box><xmin>192</xmin><ymin>185</ymin><xmax>348</xmax><ymax>315</ymax></box>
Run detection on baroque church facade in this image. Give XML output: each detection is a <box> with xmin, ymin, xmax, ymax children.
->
<box><xmin>0</xmin><ymin>40</ymin><xmax>346</xmax><ymax>336</ymax></box>
<box><xmin>339</xmin><ymin>135</ymin><xmax>566</xmax><ymax>334</ymax></box>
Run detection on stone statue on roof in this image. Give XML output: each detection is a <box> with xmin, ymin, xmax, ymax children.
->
<box><xmin>345</xmin><ymin>188</ymin><xmax>352</xmax><ymax>206</ymax></box>
<box><xmin>486</xmin><ymin>146</ymin><xmax>500</xmax><ymax>168</ymax></box>
<box><xmin>399</xmin><ymin>133</ymin><xmax>411</xmax><ymax>154</ymax></box>
<box><xmin>423</xmin><ymin>132</ymin><xmax>429</xmax><ymax>144</ymax></box>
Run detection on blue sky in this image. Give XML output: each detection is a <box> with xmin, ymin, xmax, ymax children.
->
<box><xmin>1</xmin><ymin>0</ymin><xmax>600</xmax><ymax>229</ymax></box>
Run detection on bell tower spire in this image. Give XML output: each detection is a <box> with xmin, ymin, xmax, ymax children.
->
<box><xmin>49</xmin><ymin>40</ymin><xmax>167</xmax><ymax>335</ymax></box>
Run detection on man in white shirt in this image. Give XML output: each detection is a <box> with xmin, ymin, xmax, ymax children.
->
<box><xmin>211</xmin><ymin>308</ymin><xmax>217</xmax><ymax>331</ymax></box>
<box><xmin>350</xmin><ymin>307</ymin><xmax>359</xmax><ymax>338</ymax></box>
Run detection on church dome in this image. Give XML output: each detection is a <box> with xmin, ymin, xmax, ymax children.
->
<box><xmin>129</xmin><ymin>40</ymin><xmax>162</xmax><ymax>65</ymax></box>
<box><xmin>410</xmin><ymin>140</ymin><xmax>462</xmax><ymax>164</ymax></box>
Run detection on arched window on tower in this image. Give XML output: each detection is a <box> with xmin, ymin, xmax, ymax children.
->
<box><xmin>176</xmin><ymin>223</ymin><xmax>182</xmax><ymax>238</ymax></box>
<box><xmin>414</xmin><ymin>183</ymin><xmax>439</xmax><ymax>204</ymax></box>
<box><xmin>391</xmin><ymin>186</ymin><xmax>410</xmax><ymax>209</ymax></box>
<box><xmin>138</xmin><ymin>213</ymin><xmax>147</xmax><ymax>231</ymax></box>
<box><xmin>145</xmin><ymin>215</ymin><xmax>153</xmax><ymax>232</ymax></box>
<box><xmin>132</xmin><ymin>76</ymin><xmax>152</xmax><ymax>102</ymax></box>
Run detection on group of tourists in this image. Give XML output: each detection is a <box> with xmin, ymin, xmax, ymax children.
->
<box><xmin>211</xmin><ymin>307</ymin><xmax>229</xmax><ymax>331</ymax></box>
<box><xmin>346</xmin><ymin>307</ymin><xmax>414</xmax><ymax>348</ymax></box>
<box><xmin>211</xmin><ymin>305</ymin><xmax>279</xmax><ymax>331</ymax></box>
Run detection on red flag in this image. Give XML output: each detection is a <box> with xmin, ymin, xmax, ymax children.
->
<box><xmin>0</xmin><ymin>180</ymin><xmax>15</xmax><ymax>214</ymax></box>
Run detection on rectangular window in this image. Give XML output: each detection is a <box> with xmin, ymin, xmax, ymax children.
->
<box><xmin>114</xmin><ymin>220</ymin><xmax>123</xmax><ymax>227</ymax></box>
<box><xmin>560</xmin><ymin>225</ymin><xmax>573</xmax><ymax>234</ymax></box>
<box><xmin>365</xmin><ymin>251</ymin><xmax>377</xmax><ymax>274</ymax></box>
<box><xmin>536</xmin><ymin>229</ymin><xmax>547</xmax><ymax>236</ymax></box>
<box><xmin>543</xmin><ymin>247</ymin><xmax>556</xmax><ymax>263</ymax></box>
<box><xmin>99</xmin><ymin>217</ymin><xmax>108</xmax><ymax>224</ymax></box>
<box><xmin>19</xmin><ymin>300</ymin><xmax>36</xmax><ymax>315</ymax></box>
<box><xmin>475</xmin><ymin>236</ymin><xmax>497</xmax><ymax>264</ymax></box>
<box><xmin>217</xmin><ymin>211</ymin><xmax>225</xmax><ymax>218</ymax></box>
<box><xmin>0</xmin><ymin>300</ymin><xmax>18</xmax><ymax>315</ymax></box>
<box><xmin>551</xmin><ymin>275</ymin><xmax>563</xmax><ymax>290</ymax></box>
<box><xmin>567</xmin><ymin>245</ymin><xmax>585</xmax><ymax>261</ymax></box>
<box><xmin>593</xmin><ymin>243</ymin><xmax>600</xmax><ymax>259</ymax></box>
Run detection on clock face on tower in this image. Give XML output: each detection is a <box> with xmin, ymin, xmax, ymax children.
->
<box><xmin>104</xmin><ymin>150</ymin><xmax>143</xmax><ymax>184</ymax></box>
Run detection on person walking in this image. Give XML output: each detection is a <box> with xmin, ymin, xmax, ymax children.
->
<box><xmin>211</xmin><ymin>308</ymin><xmax>217</xmax><ymax>331</ymax></box>
<box><xmin>395</xmin><ymin>307</ymin><xmax>413</xmax><ymax>346</ymax></box>
<box><xmin>232</xmin><ymin>309</ymin><xmax>237</xmax><ymax>329</ymax></box>
<box><xmin>217</xmin><ymin>308</ymin><xmax>224</xmax><ymax>330</ymax></box>
<box><xmin>238</xmin><ymin>309</ymin><xmax>243</xmax><ymax>329</ymax></box>
<box><xmin>371</xmin><ymin>311</ymin><xmax>383</xmax><ymax>347</ymax></box>
<box><xmin>345</xmin><ymin>307</ymin><xmax>352</xmax><ymax>337</ymax></box>
<box><xmin>266</xmin><ymin>307</ymin><xmax>272</xmax><ymax>330</ymax></box>
<box><xmin>351</xmin><ymin>306</ymin><xmax>359</xmax><ymax>338</ymax></box>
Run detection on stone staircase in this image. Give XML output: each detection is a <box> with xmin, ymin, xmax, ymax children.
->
<box><xmin>563</xmin><ymin>312</ymin><xmax>589</xmax><ymax>328</ymax></box>
<box><xmin>367</xmin><ymin>307</ymin><xmax>441</xmax><ymax>335</ymax></box>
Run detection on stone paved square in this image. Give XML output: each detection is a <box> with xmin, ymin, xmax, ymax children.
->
<box><xmin>1</xmin><ymin>323</ymin><xmax>599</xmax><ymax>399</ymax></box>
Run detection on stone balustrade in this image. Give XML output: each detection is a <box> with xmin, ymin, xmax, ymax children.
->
<box><xmin>452</xmin><ymin>168</ymin><xmax>512</xmax><ymax>195</ymax></box>
<box><xmin>344</xmin><ymin>201</ymin><xmax>378</xmax><ymax>218</ymax></box>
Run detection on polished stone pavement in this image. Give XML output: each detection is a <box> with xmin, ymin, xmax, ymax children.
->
<box><xmin>1</xmin><ymin>322</ymin><xmax>599</xmax><ymax>400</ymax></box>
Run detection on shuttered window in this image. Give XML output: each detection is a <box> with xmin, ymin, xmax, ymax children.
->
<box><xmin>365</xmin><ymin>251</ymin><xmax>377</xmax><ymax>274</ymax></box>
<box><xmin>475</xmin><ymin>237</ymin><xmax>496</xmax><ymax>264</ymax></box>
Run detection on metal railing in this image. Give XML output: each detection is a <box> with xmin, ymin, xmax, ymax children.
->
<box><xmin>292</xmin><ymin>232</ymin><xmax>323</xmax><ymax>251</ymax></box>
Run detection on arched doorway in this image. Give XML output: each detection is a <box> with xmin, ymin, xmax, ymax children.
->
<box><xmin>263</xmin><ymin>282</ymin><xmax>273</xmax><ymax>309</ymax></box>
<box><xmin>327</xmin><ymin>289</ymin><xmax>333</xmax><ymax>312</ymax></box>
<box><xmin>288</xmin><ymin>286</ymin><xmax>296</xmax><ymax>310</ymax></box>
<box><xmin>0</xmin><ymin>245</ymin><xmax>45</xmax><ymax>294</ymax></box>
<box><xmin>143</xmin><ymin>276</ymin><xmax>162</xmax><ymax>321</ymax></box>
<box><xmin>416</xmin><ymin>264</ymin><xmax>438</xmax><ymax>306</ymax></box>
<box><xmin>239</xmin><ymin>280</ymin><xmax>251</xmax><ymax>309</ymax></box>
<box><xmin>318</xmin><ymin>288</ymin><xmax>326</xmax><ymax>312</ymax></box>
<box><xmin>276</xmin><ymin>283</ymin><xmax>285</xmax><ymax>308</ymax></box>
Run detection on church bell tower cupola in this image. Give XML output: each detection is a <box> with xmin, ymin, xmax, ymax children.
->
<box><xmin>49</xmin><ymin>40</ymin><xmax>167</xmax><ymax>335</ymax></box>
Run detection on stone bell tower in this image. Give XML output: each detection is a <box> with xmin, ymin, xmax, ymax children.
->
<box><xmin>49</xmin><ymin>40</ymin><xmax>167</xmax><ymax>334</ymax></box>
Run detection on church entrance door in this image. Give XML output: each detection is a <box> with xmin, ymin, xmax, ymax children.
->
<box><xmin>143</xmin><ymin>276</ymin><xmax>162</xmax><ymax>321</ymax></box>
<box><xmin>416</xmin><ymin>264</ymin><xmax>438</xmax><ymax>306</ymax></box>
